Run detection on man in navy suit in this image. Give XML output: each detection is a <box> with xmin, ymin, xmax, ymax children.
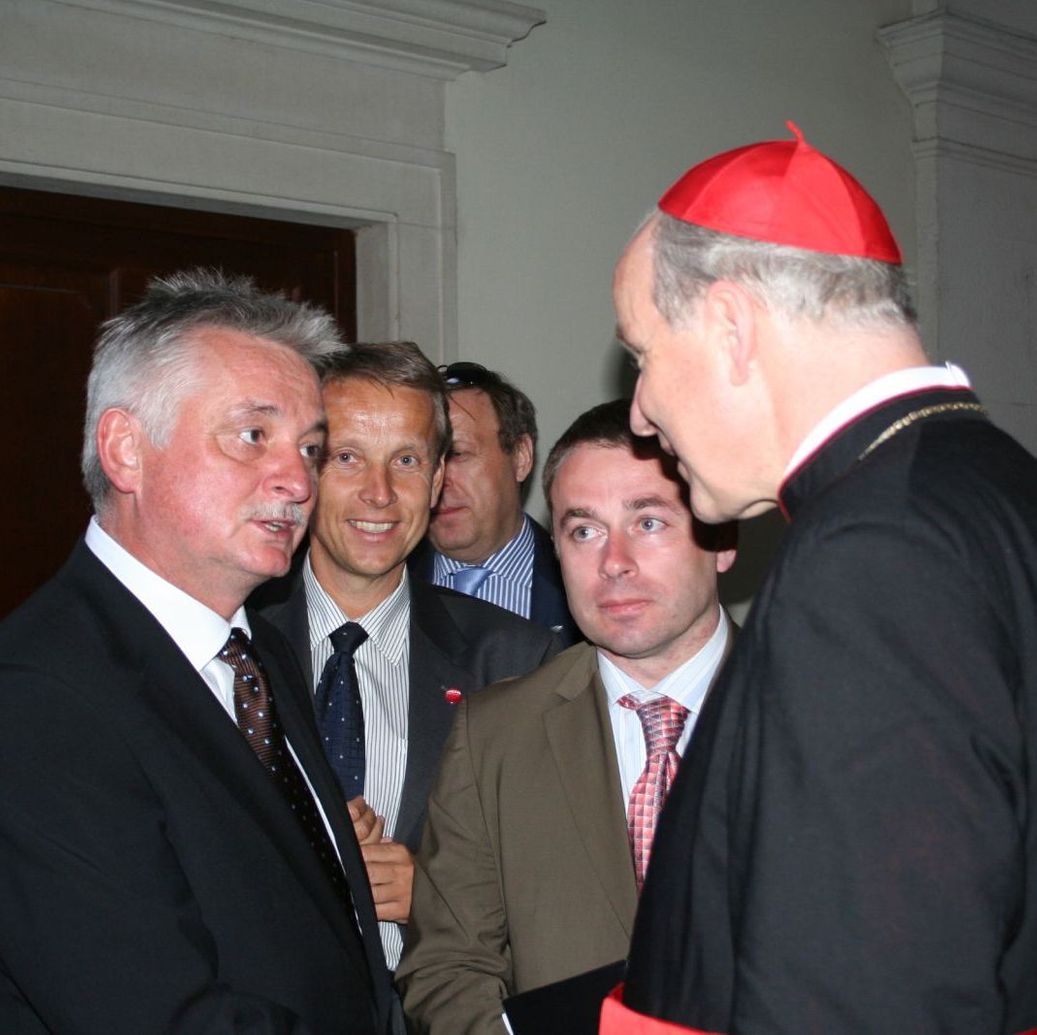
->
<box><xmin>409</xmin><ymin>361</ymin><xmax>579</xmax><ymax>647</ymax></box>
<box><xmin>0</xmin><ymin>270</ymin><xmax>398</xmax><ymax>1032</ymax></box>
<box><xmin>252</xmin><ymin>341</ymin><xmax>558</xmax><ymax>971</ymax></box>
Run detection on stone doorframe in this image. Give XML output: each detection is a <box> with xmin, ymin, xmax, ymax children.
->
<box><xmin>0</xmin><ymin>0</ymin><xmax>545</xmax><ymax>361</ymax></box>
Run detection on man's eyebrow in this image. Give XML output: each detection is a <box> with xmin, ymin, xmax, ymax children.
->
<box><xmin>229</xmin><ymin>401</ymin><xmax>280</xmax><ymax>419</ymax></box>
<box><xmin>558</xmin><ymin>506</ymin><xmax>597</xmax><ymax>523</ymax></box>
<box><xmin>227</xmin><ymin>402</ymin><xmax>327</xmax><ymax>438</ymax></box>
<box><xmin>626</xmin><ymin>495</ymin><xmax>677</xmax><ymax>511</ymax></box>
<box><xmin>327</xmin><ymin>437</ymin><xmax>427</xmax><ymax>455</ymax></box>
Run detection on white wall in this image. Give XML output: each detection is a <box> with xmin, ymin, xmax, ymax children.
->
<box><xmin>446</xmin><ymin>0</ymin><xmax>918</xmax><ymax>520</ymax></box>
<box><xmin>14</xmin><ymin>0</ymin><xmax>1026</xmax><ymax>610</ymax></box>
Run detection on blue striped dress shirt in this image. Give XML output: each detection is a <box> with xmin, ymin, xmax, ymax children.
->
<box><xmin>303</xmin><ymin>552</ymin><xmax>411</xmax><ymax>968</ymax></box>
<box><xmin>432</xmin><ymin>513</ymin><xmax>535</xmax><ymax>619</ymax></box>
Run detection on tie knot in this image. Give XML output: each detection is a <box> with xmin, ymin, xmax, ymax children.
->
<box><xmin>220</xmin><ymin>627</ymin><xmax>253</xmax><ymax>671</ymax></box>
<box><xmin>329</xmin><ymin>621</ymin><xmax>368</xmax><ymax>656</ymax></box>
<box><xmin>618</xmin><ymin>694</ymin><xmax>689</xmax><ymax>757</ymax></box>
<box><xmin>451</xmin><ymin>565</ymin><xmax>492</xmax><ymax>596</ymax></box>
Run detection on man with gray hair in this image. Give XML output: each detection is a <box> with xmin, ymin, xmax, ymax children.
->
<box><xmin>605</xmin><ymin>126</ymin><xmax>1037</xmax><ymax>1034</ymax></box>
<box><xmin>0</xmin><ymin>270</ymin><xmax>399</xmax><ymax>1033</ymax></box>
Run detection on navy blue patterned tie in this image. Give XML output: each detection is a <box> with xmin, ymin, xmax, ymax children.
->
<box><xmin>315</xmin><ymin>622</ymin><xmax>369</xmax><ymax>800</ymax></box>
<box><xmin>220</xmin><ymin>628</ymin><xmax>351</xmax><ymax>905</ymax></box>
<box><xmin>451</xmin><ymin>565</ymin><xmax>491</xmax><ymax>597</ymax></box>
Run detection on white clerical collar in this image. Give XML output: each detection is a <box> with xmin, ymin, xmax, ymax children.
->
<box><xmin>785</xmin><ymin>363</ymin><xmax>971</xmax><ymax>479</ymax></box>
<box><xmin>85</xmin><ymin>517</ymin><xmax>245</xmax><ymax>674</ymax></box>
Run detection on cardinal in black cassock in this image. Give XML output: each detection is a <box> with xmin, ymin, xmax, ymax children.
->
<box><xmin>604</xmin><ymin>124</ymin><xmax>1037</xmax><ymax>1035</ymax></box>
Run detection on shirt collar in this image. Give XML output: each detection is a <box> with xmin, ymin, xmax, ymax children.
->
<box><xmin>598</xmin><ymin>608</ymin><xmax>729</xmax><ymax>714</ymax></box>
<box><xmin>434</xmin><ymin>513</ymin><xmax>535</xmax><ymax>585</ymax></box>
<box><xmin>303</xmin><ymin>551</ymin><xmax>411</xmax><ymax>664</ymax></box>
<box><xmin>785</xmin><ymin>363</ymin><xmax>971</xmax><ymax>479</ymax></box>
<box><xmin>85</xmin><ymin>517</ymin><xmax>246</xmax><ymax>672</ymax></box>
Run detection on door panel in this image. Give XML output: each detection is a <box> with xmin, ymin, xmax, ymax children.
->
<box><xmin>0</xmin><ymin>187</ymin><xmax>356</xmax><ymax>616</ymax></box>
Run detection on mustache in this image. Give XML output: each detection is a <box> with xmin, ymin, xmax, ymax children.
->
<box><xmin>245</xmin><ymin>502</ymin><xmax>308</xmax><ymax>526</ymax></box>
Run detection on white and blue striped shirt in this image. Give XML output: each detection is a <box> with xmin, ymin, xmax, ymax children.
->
<box><xmin>431</xmin><ymin>513</ymin><xmax>536</xmax><ymax>619</ymax></box>
<box><xmin>303</xmin><ymin>552</ymin><xmax>411</xmax><ymax>968</ymax></box>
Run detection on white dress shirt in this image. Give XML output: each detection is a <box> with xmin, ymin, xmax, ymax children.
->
<box><xmin>598</xmin><ymin>609</ymin><xmax>730</xmax><ymax>807</ymax></box>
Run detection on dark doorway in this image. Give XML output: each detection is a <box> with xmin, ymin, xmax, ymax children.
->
<box><xmin>0</xmin><ymin>186</ymin><xmax>357</xmax><ymax>616</ymax></box>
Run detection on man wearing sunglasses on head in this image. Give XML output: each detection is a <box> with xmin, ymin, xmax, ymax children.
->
<box><xmin>409</xmin><ymin>361</ymin><xmax>581</xmax><ymax>648</ymax></box>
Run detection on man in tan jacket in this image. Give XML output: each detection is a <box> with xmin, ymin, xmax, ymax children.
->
<box><xmin>396</xmin><ymin>399</ymin><xmax>736</xmax><ymax>1034</ymax></box>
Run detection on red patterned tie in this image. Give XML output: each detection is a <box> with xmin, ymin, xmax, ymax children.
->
<box><xmin>617</xmin><ymin>694</ymin><xmax>690</xmax><ymax>893</ymax></box>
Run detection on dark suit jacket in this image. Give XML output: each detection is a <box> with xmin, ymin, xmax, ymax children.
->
<box><xmin>624</xmin><ymin>389</ymin><xmax>1037</xmax><ymax>1035</ymax></box>
<box><xmin>0</xmin><ymin>540</ymin><xmax>396</xmax><ymax>1033</ymax></box>
<box><xmin>408</xmin><ymin>515</ymin><xmax>581</xmax><ymax>649</ymax></box>
<box><xmin>397</xmin><ymin>626</ymin><xmax>736</xmax><ymax>1035</ymax></box>
<box><xmin>251</xmin><ymin>558</ymin><xmax>560</xmax><ymax>852</ymax></box>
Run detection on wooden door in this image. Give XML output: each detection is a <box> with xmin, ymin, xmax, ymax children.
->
<box><xmin>0</xmin><ymin>187</ymin><xmax>356</xmax><ymax>616</ymax></box>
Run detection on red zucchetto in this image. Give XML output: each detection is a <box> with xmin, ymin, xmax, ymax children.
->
<box><xmin>658</xmin><ymin>121</ymin><xmax>902</xmax><ymax>264</ymax></box>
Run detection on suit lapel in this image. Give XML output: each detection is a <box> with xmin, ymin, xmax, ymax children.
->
<box><xmin>396</xmin><ymin>581</ymin><xmax>479</xmax><ymax>850</ymax></box>
<box><xmin>251</xmin><ymin>563</ymin><xmax>397</xmax><ymax>1018</ymax></box>
<box><xmin>258</xmin><ymin>571</ymin><xmax>314</xmax><ymax>690</ymax></box>
<box><xmin>406</xmin><ymin>538</ymin><xmax>435</xmax><ymax>583</ymax></box>
<box><xmin>259</xmin><ymin>625</ymin><xmax>393</xmax><ymax>1006</ymax></box>
<box><xmin>528</xmin><ymin>517</ymin><xmax>578</xmax><ymax>646</ymax></box>
<box><xmin>76</xmin><ymin>548</ymin><xmax>373</xmax><ymax>970</ymax></box>
<box><xmin>544</xmin><ymin>650</ymin><xmax>638</xmax><ymax>936</ymax></box>
<box><xmin>141</xmin><ymin>633</ymin><xmax>371</xmax><ymax>956</ymax></box>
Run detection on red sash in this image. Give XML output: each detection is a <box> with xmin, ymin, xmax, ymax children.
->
<box><xmin>599</xmin><ymin>984</ymin><xmax>1037</xmax><ymax>1035</ymax></box>
<box><xmin>599</xmin><ymin>985</ymin><xmax>721</xmax><ymax>1035</ymax></box>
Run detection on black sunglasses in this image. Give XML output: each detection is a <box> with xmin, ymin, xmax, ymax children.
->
<box><xmin>437</xmin><ymin>361</ymin><xmax>497</xmax><ymax>389</ymax></box>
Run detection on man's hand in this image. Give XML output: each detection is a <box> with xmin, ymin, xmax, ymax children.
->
<box><xmin>347</xmin><ymin>796</ymin><xmax>385</xmax><ymax>845</ymax></box>
<box><xmin>361</xmin><ymin>839</ymin><xmax>415</xmax><ymax>923</ymax></box>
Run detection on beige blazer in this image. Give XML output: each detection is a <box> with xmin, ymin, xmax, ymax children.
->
<box><xmin>396</xmin><ymin>642</ymin><xmax>637</xmax><ymax>1035</ymax></box>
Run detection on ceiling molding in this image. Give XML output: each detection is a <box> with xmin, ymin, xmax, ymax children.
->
<box><xmin>880</xmin><ymin>10</ymin><xmax>1037</xmax><ymax>163</ymax></box>
<box><xmin>54</xmin><ymin>0</ymin><xmax>547</xmax><ymax>79</ymax></box>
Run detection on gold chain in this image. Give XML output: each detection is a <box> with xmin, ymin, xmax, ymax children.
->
<box><xmin>858</xmin><ymin>402</ymin><xmax>987</xmax><ymax>461</ymax></box>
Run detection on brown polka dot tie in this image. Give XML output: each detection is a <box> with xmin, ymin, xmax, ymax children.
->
<box><xmin>617</xmin><ymin>694</ymin><xmax>689</xmax><ymax>893</ymax></box>
<box><xmin>221</xmin><ymin>628</ymin><xmax>352</xmax><ymax>906</ymax></box>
